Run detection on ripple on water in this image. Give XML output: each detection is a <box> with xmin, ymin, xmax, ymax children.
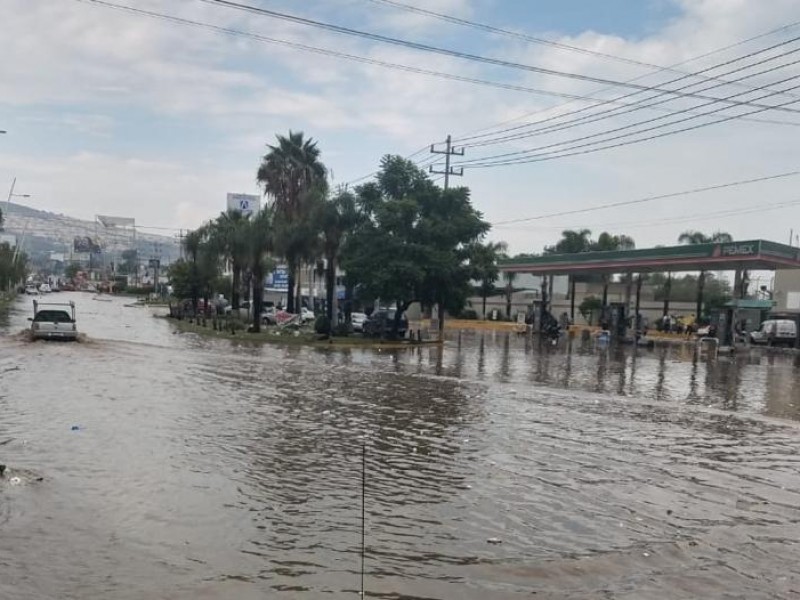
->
<box><xmin>1</xmin><ymin>296</ymin><xmax>800</xmax><ymax>598</ymax></box>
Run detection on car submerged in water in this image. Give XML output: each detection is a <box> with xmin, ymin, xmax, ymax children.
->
<box><xmin>29</xmin><ymin>300</ymin><xmax>78</xmax><ymax>341</ymax></box>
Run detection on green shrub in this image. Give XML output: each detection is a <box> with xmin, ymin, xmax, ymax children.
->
<box><xmin>459</xmin><ymin>308</ymin><xmax>478</xmax><ymax>320</ymax></box>
<box><xmin>314</xmin><ymin>315</ymin><xmax>331</xmax><ymax>334</ymax></box>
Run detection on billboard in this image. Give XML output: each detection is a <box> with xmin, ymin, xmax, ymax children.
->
<box><xmin>226</xmin><ymin>193</ymin><xmax>260</xmax><ymax>217</ymax></box>
<box><xmin>266</xmin><ymin>266</ymin><xmax>289</xmax><ymax>291</ymax></box>
<box><xmin>73</xmin><ymin>236</ymin><xmax>102</xmax><ymax>254</ymax></box>
<box><xmin>97</xmin><ymin>215</ymin><xmax>135</xmax><ymax>228</ymax></box>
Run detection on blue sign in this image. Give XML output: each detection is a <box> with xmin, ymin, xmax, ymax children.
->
<box><xmin>266</xmin><ymin>266</ymin><xmax>289</xmax><ymax>291</ymax></box>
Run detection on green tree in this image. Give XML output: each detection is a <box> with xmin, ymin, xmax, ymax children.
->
<box><xmin>317</xmin><ymin>189</ymin><xmax>359</xmax><ymax>328</ymax></box>
<box><xmin>544</xmin><ymin>229</ymin><xmax>592</xmax><ymax>254</ymax></box>
<box><xmin>65</xmin><ymin>263</ymin><xmax>81</xmax><ymax>280</ymax></box>
<box><xmin>469</xmin><ymin>241</ymin><xmax>506</xmax><ymax>319</ymax></box>
<box><xmin>256</xmin><ymin>131</ymin><xmax>327</xmax><ymax>313</ymax></box>
<box><xmin>341</xmin><ymin>155</ymin><xmax>489</xmax><ymax>337</ymax></box>
<box><xmin>118</xmin><ymin>249</ymin><xmax>138</xmax><ymax>275</ymax></box>
<box><xmin>243</xmin><ymin>207</ymin><xmax>275</xmax><ymax>333</ymax></box>
<box><xmin>502</xmin><ymin>270</ymin><xmax>517</xmax><ymax>318</ymax></box>
<box><xmin>182</xmin><ymin>228</ymin><xmax>220</xmax><ymax>314</ymax></box>
<box><xmin>678</xmin><ymin>230</ymin><xmax>733</xmax><ymax>316</ymax></box>
<box><xmin>579</xmin><ymin>296</ymin><xmax>603</xmax><ymax>325</ymax></box>
<box><xmin>206</xmin><ymin>209</ymin><xmax>249</xmax><ymax>310</ymax></box>
<box><xmin>0</xmin><ymin>243</ymin><xmax>27</xmax><ymax>290</ymax></box>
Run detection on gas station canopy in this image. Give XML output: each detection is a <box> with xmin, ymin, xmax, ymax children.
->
<box><xmin>500</xmin><ymin>239</ymin><xmax>800</xmax><ymax>275</ymax></box>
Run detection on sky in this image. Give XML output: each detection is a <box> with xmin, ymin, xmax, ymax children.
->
<box><xmin>2</xmin><ymin>0</ymin><xmax>800</xmax><ymax>255</ymax></box>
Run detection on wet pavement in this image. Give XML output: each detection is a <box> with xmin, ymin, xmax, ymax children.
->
<box><xmin>1</xmin><ymin>292</ymin><xmax>799</xmax><ymax>599</ymax></box>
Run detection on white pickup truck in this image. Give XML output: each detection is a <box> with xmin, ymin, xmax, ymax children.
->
<box><xmin>29</xmin><ymin>300</ymin><xmax>78</xmax><ymax>341</ymax></box>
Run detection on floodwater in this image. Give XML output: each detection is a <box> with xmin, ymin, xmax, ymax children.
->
<box><xmin>1</xmin><ymin>293</ymin><xmax>800</xmax><ymax>599</ymax></box>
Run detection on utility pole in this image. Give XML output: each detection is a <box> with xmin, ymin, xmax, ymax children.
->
<box><xmin>429</xmin><ymin>134</ymin><xmax>464</xmax><ymax>190</ymax></box>
<box><xmin>428</xmin><ymin>134</ymin><xmax>465</xmax><ymax>340</ymax></box>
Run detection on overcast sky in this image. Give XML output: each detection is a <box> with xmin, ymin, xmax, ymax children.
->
<box><xmin>2</xmin><ymin>0</ymin><xmax>800</xmax><ymax>254</ymax></box>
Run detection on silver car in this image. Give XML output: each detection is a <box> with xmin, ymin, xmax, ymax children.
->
<box><xmin>30</xmin><ymin>300</ymin><xmax>78</xmax><ymax>341</ymax></box>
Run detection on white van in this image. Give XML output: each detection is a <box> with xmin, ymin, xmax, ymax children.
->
<box><xmin>749</xmin><ymin>319</ymin><xmax>797</xmax><ymax>346</ymax></box>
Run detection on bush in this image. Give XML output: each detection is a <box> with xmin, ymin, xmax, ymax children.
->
<box><xmin>126</xmin><ymin>285</ymin><xmax>155</xmax><ymax>296</ymax></box>
<box><xmin>459</xmin><ymin>308</ymin><xmax>478</xmax><ymax>320</ymax></box>
<box><xmin>332</xmin><ymin>323</ymin><xmax>351</xmax><ymax>337</ymax></box>
<box><xmin>314</xmin><ymin>315</ymin><xmax>331</xmax><ymax>334</ymax></box>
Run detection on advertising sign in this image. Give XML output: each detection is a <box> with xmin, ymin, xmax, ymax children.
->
<box><xmin>226</xmin><ymin>193</ymin><xmax>260</xmax><ymax>217</ymax></box>
<box><xmin>266</xmin><ymin>266</ymin><xmax>289</xmax><ymax>291</ymax></box>
<box><xmin>73</xmin><ymin>236</ymin><xmax>102</xmax><ymax>254</ymax></box>
<box><xmin>97</xmin><ymin>215</ymin><xmax>135</xmax><ymax>228</ymax></box>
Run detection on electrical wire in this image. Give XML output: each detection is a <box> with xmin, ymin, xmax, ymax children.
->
<box><xmin>457</xmin><ymin>83</ymin><xmax>800</xmax><ymax>168</ymax></box>
<box><xmin>490</xmin><ymin>169</ymin><xmax>800</xmax><ymax>225</ymax></box>
<box><xmin>459</xmin><ymin>45</ymin><xmax>800</xmax><ymax>150</ymax></box>
<box><xmin>494</xmin><ymin>198</ymin><xmax>800</xmax><ymax>232</ymax></box>
<box><xmin>456</xmin><ymin>70</ymin><xmax>800</xmax><ymax>167</ymax></box>
<box><xmin>197</xmin><ymin>0</ymin><xmax>800</xmax><ymax>114</ymax></box>
<box><xmin>452</xmin><ymin>18</ymin><xmax>800</xmax><ymax>144</ymax></box>
<box><xmin>73</xmin><ymin>0</ymin><xmax>800</xmax><ymax>178</ymax></box>
<box><xmin>74</xmin><ymin>0</ymin><xmax>724</xmax><ymax>112</ymax></box>
<box><xmin>365</xmin><ymin>0</ymin><xmax>800</xmax><ymax>99</ymax></box>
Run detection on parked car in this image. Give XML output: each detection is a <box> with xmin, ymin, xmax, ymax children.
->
<box><xmin>38</xmin><ymin>283</ymin><xmax>51</xmax><ymax>293</ymax></box>
<box><xmin>750</xmin><ymin>319</ymin><xmax>797</xmax><ymax>346</ymax></box>
<box><xmin>29</xmin><ymin>300</ymin><xmax>78</xmax><ymax>341</ymax></box>
<box><xmin>300</xmin><ymin>307</ymin><xmax>315</xmax><ymax>323</ymax></box>
<box><xmin>261</xmin><ymin>306</ymin><xmax>277</xmax><ymax>325</ymax></box>
<box><xmin>363</xmin><ymin>309</ymin><xmax>408</xmax><ymax>338</ymax></box>
<box><xmin>351</xmin><ymin>312</ymin><xmax>368</xmax><ymax>332</ymax></box>
<box><xmin>24</xmin><ymin>284</ymin><xmax>39</xmax><ymax>295</ymax></box>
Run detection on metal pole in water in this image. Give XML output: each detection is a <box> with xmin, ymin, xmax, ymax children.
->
<box><xmin>361</xmin><ymin>440</ymin><xmax>366</xmax><ymax>597</ymax></box>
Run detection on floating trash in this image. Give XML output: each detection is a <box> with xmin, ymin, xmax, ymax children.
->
<box><xmin>486</xmin><ymin>537</ymin><xmax>502</xmax><ymax>544</ymax></box>
<box><xmin>9</xmin><ymin>477</ymin><xmax>21</xmax><ymax>486</ymax></box>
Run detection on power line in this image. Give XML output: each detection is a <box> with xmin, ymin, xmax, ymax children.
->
<box><xmin>490</xmin><ymin>169</ymin><xmax>800</xmax><ymax>225</ymax></box>
<box><xmin>365</xmin><ymin>0</ymin><xmax>800</xmax><ymax>99</ymax></box>
<box><xmin>457</xmin><ymin>83</ymin><xmax>800</xmax><ymax>168</ymax></box>
<box><xmin>75</xmin><ymin>0</ymin><xmax>726</xmax><ymax>114</ymax></box>
<box><xmin>73</xmin><ymin>0</ymin><xmax>800</xmax><ymax>182</ymax></box>
<box><xmin>495</xmin><ymin>198</ymin><xmax>800</xmax><ymax>232</ymax></box>
<box><xmin>197</xmin><ymin>0</ymin><xmax>800</xmax><ymax>114</ymax></box>
<box><xmin>459</xmin><ymin>45</ymin><xmax>800</xmax><ymax>150</ymax></box>
<box><xmin>452</xmin><ymin>21</ymin><xmax>800</xmax><ymax>145</ymax></box>
<box><xmin>457</xmin><ymin>70</ymin><xmax>800</xmax><ymax>167</ymax></box>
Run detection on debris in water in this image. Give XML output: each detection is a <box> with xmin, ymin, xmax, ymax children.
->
<box><xmin>487</xmin><ymin>537</ymin><xmax>502</xmax><ymax>544</ymax></box>
<box><xmin>9</xmin><ymin>477</ymin><xmax>21</xmax><ymax>486</ymax></box>
<box><xmin>643</xmin><ymin>552</ymin><xmax>650</xmax><ymax>557</ymax></box>
<box><xmin>71</xmin><ymin>425</ymin><xmax>81</xmax><ymax>431</ymax></box>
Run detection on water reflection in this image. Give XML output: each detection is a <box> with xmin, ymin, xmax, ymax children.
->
<box><xmin>2</xmin><ymin>297</ymin><xmax>800</xmax><ymax>599</ymax></box>
<box><xmin>426</xmin><ymin>330</ymin><xmax>800</xmax><ymax>421</ymax></box>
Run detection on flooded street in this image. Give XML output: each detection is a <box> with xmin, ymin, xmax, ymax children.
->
<box><xmin>2</xmin><ymin>293</ymin><xmax>800</xmax><ymax>599</ymax></box>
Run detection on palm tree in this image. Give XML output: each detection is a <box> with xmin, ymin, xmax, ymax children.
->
<box><xmin>257</xmin><ymin>131</ymin><xmax>327</xmax><ymax>313</ymax></box>
<box><xmin>318</xmin><ymin>189</ymin><xmax>358</xmax><ymax>328</ymax></box>
<box><xmin>470</xmin><ymin>241</ymin><xmax>506</xmax><ymax>319</ymax></box>
<box><xmin>183</xmin><ymin>229</ymin><xmax>204</xmax><ymax>315</ymax></box>
<box><xmin>545</xmin><ymin>229</ymin><xmax>592</xmax><ymax>254</ymax></box>
<box><xmin>243</xmin><ymin>207</ymin><xmax>275</xmax><ymax>333</ymax></box>
<box><xmin>678</xmin><ymin>230</ymin><xmax>733</xmax><ymax>317</ymax></box>
<box><xmin>502</xmin><ymin>270</ymin><xmax>517</xmax><ymax>318</ymax></box>
<box><xmin>207</xmin><ymin>210</ymin><xmax>249</xmax><ymax>310</ymax></box>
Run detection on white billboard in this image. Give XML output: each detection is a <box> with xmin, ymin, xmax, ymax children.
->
<box><xmin>97</xmin><ymin>215</ymin><xmax>135</xmax><ymax>227</ymax></box>
<box><xmin>226</xmin><ymin>193</ymin><xmax>260</xmax><ymax>217</ymax></box>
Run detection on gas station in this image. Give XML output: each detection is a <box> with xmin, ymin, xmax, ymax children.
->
<box><xmin>499</xmin><ymin>239</ymin><xmax>800</xmax><ymax>347</ymax></box>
